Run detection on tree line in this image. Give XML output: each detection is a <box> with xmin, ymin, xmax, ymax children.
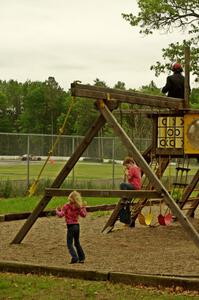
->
<box><xmin>0</xmin><ymin>77</ymin><xmax>198</xmax><ymax>139</ymax></box>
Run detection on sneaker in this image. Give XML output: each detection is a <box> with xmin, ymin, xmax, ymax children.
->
<box><xmin>78</xmin><ymin>260</ymin><xmax>85</xmax><ymax>263</ymax></box>
<box><xmin>70</xmin><ymin>259</ymin><xmax>78</xmax><ymax>264</ymax></box>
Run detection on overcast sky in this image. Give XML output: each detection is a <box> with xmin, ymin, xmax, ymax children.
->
<box><xmin>1</xmin><ymin>0</ymin><xmax>191</xmax><ymax>91</ymax></box>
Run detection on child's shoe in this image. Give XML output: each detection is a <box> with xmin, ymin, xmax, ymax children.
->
<box><xmin>78</xmin><ymin>259</ymin><xmax>85</xmax><ymax>263</ymax></box>
<box><xmin>70</xmin><ymin>258</ymin><xmax>78</xmax><ymax>264</ymax></box>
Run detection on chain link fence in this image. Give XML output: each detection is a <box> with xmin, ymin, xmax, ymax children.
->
<box><xmin>0</xmin><ymin>133</ymin><xmax>198</xmax><ymax>198</ymax></box>
<box><xmin>0</xmin><ymin>132</ymin><xmax>151</xmax><ymax>160</ymax></box>
<box><xmin>0</xmin><ymin>132</ymin><xmax>151</xmax><ymax>196</ymax></box>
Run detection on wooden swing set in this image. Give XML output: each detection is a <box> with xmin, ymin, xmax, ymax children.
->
<box><xmin>11</xmin><ymin>48</ymin><xmax>199</xmax><ymax>249</ymax></box>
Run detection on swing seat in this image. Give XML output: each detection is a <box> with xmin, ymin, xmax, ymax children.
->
<box><xmin>164</xmin><ymin>213</ymin><xmax>173</xmax><ymax>225</ymax></box>
<box><xmin>145</xmin><ymin>212</ymin><xmax>152</xmax><ymax>226</ymax></box>
<box><xmin>158</xmin><ymin>214</ymin><xmax>166</xmax><ymax>226</ymax></box>
<box><xmin>138</xmin><ymin>213</ymin><xmax>146</xmax><ymax>225</ymax></box>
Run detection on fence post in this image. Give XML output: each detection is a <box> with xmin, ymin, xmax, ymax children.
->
<box><xmin>72</xmin><ymin>136</ymin><xmax>75</xmax><ymax>187</ymax></box>
<box><xmin>26</xmin><ymin>135</ymin><xmax>30</xmax><ymax>189</ymax></box>
<box><xmin>112</xmin><ymin>138</ymin><xmax>115</xmax><ymax>189</ymax></box>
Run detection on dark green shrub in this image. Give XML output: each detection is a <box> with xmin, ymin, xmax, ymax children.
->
<box><xmin>2</xmin><ymin>180</ymin><xmax>12</xmax><ymax>198</ymax></box>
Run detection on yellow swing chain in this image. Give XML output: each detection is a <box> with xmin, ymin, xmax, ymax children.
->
<box><xmin>28</xmin><ymin>96</ymin><xmax>76</xmax><ymax>196</ymax></box>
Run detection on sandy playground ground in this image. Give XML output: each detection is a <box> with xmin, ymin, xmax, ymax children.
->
<box><xmin>0</xmin><ymin>205</ymin><xmax>199</xmax><ymax>277</ymax></box>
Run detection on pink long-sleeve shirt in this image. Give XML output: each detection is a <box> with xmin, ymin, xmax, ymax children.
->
<box><xmin>56</xmin><ymin>203</ymin><xmax>87</xmax><ymax>224</ymax></box>
<box><xmin>127</xmin><ymin>165</ymin><xmax>141</xmax><ymax>190</ymax></box>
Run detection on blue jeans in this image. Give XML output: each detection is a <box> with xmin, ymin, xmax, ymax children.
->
<box><xmin>67</xmin><ymin>224</ymin><xmax>85</xmax><ymax>262</ymax></box>
<box><xmin>120</xmin><ymin>182</ymin><xmax>135</xmax><ymax>191</ymax></box>
<box><xmin>120</xmin><ymin>182</ymin><xmax>135</xmax><ymax>201</ymax></box>
<box><xmin>120</xmin><ymin>182</ymin><xmax>135</xmax><ymax>200</ymax></box>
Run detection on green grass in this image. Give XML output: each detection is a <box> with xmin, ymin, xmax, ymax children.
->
<box><xmin>0</xmin><ymin>161</ymin><xmax>123</xmax><ymax>181</ymax></box>
<box><xmin>0</xmin><ymin>161</ymin><xmax>124</xmax><ymax>197</ymax></box>
<box><xmin>0</xmin><ymin>160</ymin><xmax>198</xmax><ymax>208</ymax></box>
<box><xmin>0</xmin><ymin>273</ymin><xmax>198</xmax><ymax>300</ymax></box>
<box><xmin>0</xmin><ymin>196</ymin><xmax>117</xmax><ymax>214</ymax></box>
<box><xmin>0</xmin><ymin>160</ymin><xmax>198</xmax><ymax>183</ymax></box>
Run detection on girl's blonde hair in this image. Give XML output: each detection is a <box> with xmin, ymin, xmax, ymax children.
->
<box><xmin>68</xmin><ymin>191</ymin><xmax>83</xmax><ymax>207</ymax></box>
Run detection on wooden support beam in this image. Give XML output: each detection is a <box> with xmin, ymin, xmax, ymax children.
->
<box><xmin>180</xmin><ymin>169</ymin><xmax>199</xmax><ymax>210</ymax></box>
<box><xmin>141</xmin><ymin>144</ymin><xmax>153</xmax><ymax>165</ymax></box>
<box><xmin>71</xmin><ymin>83</ymin><xmax>184</xmax><ymax>109</ymax></box>
<box><xmin>11</xmin><ymin>114</ymin><xmax>106</xmax><ymax>244</ymax></box>
<box><xmin>186</xmin><ymin>195</ymin><xmax>199</xmax><ymax>218</ymax></box>
<box><xmin>156</xmin><ymin>148</ymin><xmax>184</xmax><ymax>157</ymax></box>
<box><xmin>99</xmin><ymin>102</ymin><xmax>199</xmax><ymax>249</ymax></box>
<box><xmin>114</xmin><ymin>109</ymin><xmax>199</xmax><ymax>116</ymax></box>
<box><xmin>101</xmin><ymin>199</ymin><xmax>123</xmax><ymax>233</ymax></box>
<box><xmin>45</xmin><ymin>188</ymin><xmax>162</xmax><ymax>198</ymax></box>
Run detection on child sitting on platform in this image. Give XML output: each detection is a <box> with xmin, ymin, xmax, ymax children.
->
<box><xmin>119</xmin><ymin>156</ymin><xmax>141</xmax><ymax>226</ymax></box>
<box><xmin>120</xmin><ymin>156</ymin><xmax>141</xmax><ymax>191</ymax></box>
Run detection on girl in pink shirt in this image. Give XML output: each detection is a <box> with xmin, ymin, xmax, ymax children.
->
<box><xmin>56</xmin><ymin>191</ymin><xmax>87</xmax><ymax>264</ymax></box>
<box><xmin>120</xmin><ymin>157</ymin><xmax>141</xmax><ymax>191</ymax></box>
<box><xmin>119</xmin><ymin>157</ymin><xmax>141</xmax><ymax>226</ymax></box>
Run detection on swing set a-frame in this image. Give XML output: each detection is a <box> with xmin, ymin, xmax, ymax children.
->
<box><xmin>11</xmin><ymin>48</ymin><xmax>199</xmax><ymax>249</ymax></box>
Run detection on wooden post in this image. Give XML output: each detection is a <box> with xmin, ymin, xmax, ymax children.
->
<box><xmin>101</xmin><ymin>199</ymin><xmax>123</xmax><ymax>233</ymax></box>
<box><xmin>187</xmin><ymin>195</ymin><xmax>199</xmax><ymax>218</ymax></box>
<box><xmin>180</xmin><ymin>169</ymin><xmax>199</xmax><ymax>209</ymax></box>
<box><xmin>184</xmin><ymin>47</ymin><xmax>190</xmax><ymax>108</ymax></box>
<box><xmin>99</xmin><ymin>102</ymin><xmax>199</xmax><ymax>249</ymax></box>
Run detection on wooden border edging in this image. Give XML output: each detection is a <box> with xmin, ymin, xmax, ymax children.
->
<box><xmin>109</xmin><ymin>272</ymin><xmax>199</xmax><ymax>291</ymax></box>
<box><xmin>0</xmin><ymin>261</ymin><xmax>199</xmax><ymax>291</ymax></box>
<box><xmin>0</xmin><ymin>261</ymin><xmax>107</xmax><ymax>281</ymax></box>
<box><xmin>0</xmin><ymin>205</ymin><xmax>116</xmax><ymax>222</ymax></box>
<box><xmin>0</xmin><ymin>200</ymin><xmax>163</xmax><ymax>222</ymax></box>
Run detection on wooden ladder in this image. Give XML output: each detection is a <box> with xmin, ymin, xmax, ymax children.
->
<box><xmin>179</xmin><ymin>169</ymin><xmax>199</xmax><ymax>217</ymax></box>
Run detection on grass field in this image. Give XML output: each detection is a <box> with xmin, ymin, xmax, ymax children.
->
<box><xmin>0</xmin><ymin>195</ymin><xmax>117</xmax><ymax>214</ymax></box>
<box><xmin>0</xmin><ymin>273</ymin><xmax>198</xmax><ymax>299</ymax></box>
<box><xmin>0</xmin><ymin>161</ymin><xmax>123</xmax><ymax>181</ymax></box>
<box><xmin>0</xmin><ymin>161</ymin><xmax>124</xmax><ymax>197</ymax></box>
<box><xmin>0</xmin><ymin>160</ymin><xmax>198</xmax><ymax>182</ymax></box>
<box><xmin>0</xmin><ymin>159</ymin><xmax>198</xmax><ymax>198</ymax></box>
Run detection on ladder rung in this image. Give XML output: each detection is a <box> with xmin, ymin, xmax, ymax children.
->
<box><xmin>189</xmin><ymin>197</ymin><xmax>199</xmax><ymax>201</ymax></box>
<box><xmin>173</xmin><ymin>182</ymin><xmax>188</xmax><ymax>186</ymax></box>
<box><xmin>176</xmin><ymin>167</ymin><xmax>191</xmax><ymax>171</ymax></box>
<box><xmin>182</xmin><ymin>207</ymin><xmax>195</xmax><ymax>210</ymax></box>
